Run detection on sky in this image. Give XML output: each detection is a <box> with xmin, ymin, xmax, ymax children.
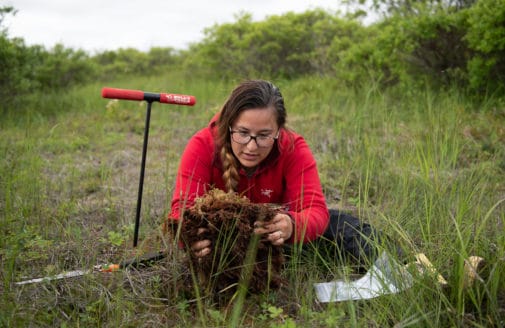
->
<box><xmin>4</xmin><ymin>0</ymin><xmax>355</xmax><ymax>53</ymax></box>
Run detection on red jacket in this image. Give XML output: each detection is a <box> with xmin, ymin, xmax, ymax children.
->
<box><xmin>169</xmin><ymin>113</ymin><xmax>329</xmax><ymax>243</ymax></box>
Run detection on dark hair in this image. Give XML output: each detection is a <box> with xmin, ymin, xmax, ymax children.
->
<box><xmin>217</xmin><ymin>80</ymin><xmax>287</xmax><ymax>192</ymax></box>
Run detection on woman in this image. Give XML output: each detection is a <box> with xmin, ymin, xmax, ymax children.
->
<box><xmin>168</xmin><ymin>79</ymin><xmax>379</xmax><ymax>266</ymax></box>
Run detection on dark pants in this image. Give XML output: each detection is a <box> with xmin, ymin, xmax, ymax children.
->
<box><xmin>320</xmin><ymin>209</ymin><xmax>381</xmax><ymax>266</ymax></box>
<box><xmin>286</xmin><ymin>209</ymin><xmax>402</xmax><ymax>272</ymax></box>
<box><xmin>297</xmin><ymin>209</ymin><xmax>384</xmax><ymax>271</ymax></box>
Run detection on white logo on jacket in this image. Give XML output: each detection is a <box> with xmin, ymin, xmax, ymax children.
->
<box><xmin>261</xmin><ymin>188</ymin><xmax>273</xmax><ymax>198</ymax></box>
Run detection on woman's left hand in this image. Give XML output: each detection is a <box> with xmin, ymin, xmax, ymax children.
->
<box><xmin>253</xmin><ymin>213</ymin><xmax>293</xmax><ymax>246</ymax></box>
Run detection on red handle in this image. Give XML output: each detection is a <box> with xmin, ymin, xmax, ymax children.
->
<box><xmin>101</xmin><ymin>87</ymin><xmax>196</xmax><ymax>106</ymax></box>
<box><xmin>159</xmin><ymin>92</ymin><xmax>196</xmax><ymax>105</ymax></box>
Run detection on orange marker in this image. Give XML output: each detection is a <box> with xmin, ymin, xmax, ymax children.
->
<box><xmin>100</xmin><ymin>264</ymin><xmax>120</xmax><ymax>272</ymax></box>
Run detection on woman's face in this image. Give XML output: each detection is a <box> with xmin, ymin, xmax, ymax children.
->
<box><xmin>230</xmin><ymin>107</ymin><xmax>279</xmax><ymax>169</ymax></box>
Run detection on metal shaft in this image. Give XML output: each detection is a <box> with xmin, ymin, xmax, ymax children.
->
<box><xmin>133</xmin><ymin>101</ymin><xmax>153</xmax><ymax>247</ymax></box>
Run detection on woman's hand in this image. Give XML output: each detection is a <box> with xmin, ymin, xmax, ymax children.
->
<box><xmin>191</xmin><ymin>228</ymin><xmax>211</xmax><ymax>257</ymax></box>
<box><xmin>253</xmin><ymin>213</ymin><xmax>293</xmax><ymax>246</ymax></box>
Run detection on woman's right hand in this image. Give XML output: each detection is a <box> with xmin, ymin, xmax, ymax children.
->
<box><xmin>191</xmin><ymin>228</ymin><xmax>211</xmax><ymax>257</ymax></box>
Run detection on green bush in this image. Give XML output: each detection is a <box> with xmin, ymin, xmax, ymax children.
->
<box><xmin>32</xmin><ymin>44</ymin><xmax>98</xmax><ymax>90</ymax></box>
<box><xmin>183</xmin><ymin>10</ymin><xmax>360</xmax><ymax>80</ymax></box>
<box><xmin>1</xmin><ymin>1</ymin><xmax>505</xmax><ymax>109</ymax></box>
<box><xmin>465</xmin><ymin>0</ymin><xmax>505</xmax><ymax>91</ymax></box>
<box><xmin>346</xmin><ymin>0</ymin><xmax>504</xmax><ymax>94</ymax></box>
<box><xmin>0</xmin><ymin>35</ymin><xmax>32</xmax><ymax>101</ymax></box>
<box><xmin>92</xmin><ymin>47</ymin><xmax>179</xmax><ymax>79</ymax></box>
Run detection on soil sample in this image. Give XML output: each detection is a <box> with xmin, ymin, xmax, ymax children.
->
<box><xmin>180</xmin><ymin>189</ymin><xmax>285</xmax><ymax>298</ymax></box>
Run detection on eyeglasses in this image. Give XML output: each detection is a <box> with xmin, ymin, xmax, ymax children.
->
<box><xmin>229</xmin><ymin>127</ymin><xmax>279</xmax><ymax>148</ymax></box>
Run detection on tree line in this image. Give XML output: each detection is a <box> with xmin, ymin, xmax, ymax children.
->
<box><xmin>1</xmin><ymin>0</ymin><xmax>504</xmax><ymax>111</ymax></box>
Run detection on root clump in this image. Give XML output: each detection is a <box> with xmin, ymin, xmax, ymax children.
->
<box><xmin>180</xmin><ymin>189</ymin><xmax>285</xmax><ymax>298</ymax></box>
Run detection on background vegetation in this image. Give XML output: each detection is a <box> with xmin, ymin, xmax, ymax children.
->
<box><xmin>2</xmin><ymin>0</ymin><xmax>505</xmax><ymax>112</ymax></box>
<box><xmin>1</xmin><ymin>0</ymin><xmax>504</xmax><ymax>326</ymax></box>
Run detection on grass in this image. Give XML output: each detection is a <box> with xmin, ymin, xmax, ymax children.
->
<box><xmin>1</xmin><ymin>72</ymin><xmax>504</xmax><ymax>327</ymax></box>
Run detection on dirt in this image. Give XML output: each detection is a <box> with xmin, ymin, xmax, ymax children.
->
<box><xmin>177</xmin><ymin>189</ymin><xmax>285</xmax><ymax>299</ymax></box>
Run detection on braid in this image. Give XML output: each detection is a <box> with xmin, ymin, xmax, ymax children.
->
<box><xmin>220</xmin><ymin>146</ymin><xmax>240</xmax><ymax>193</ymax></box>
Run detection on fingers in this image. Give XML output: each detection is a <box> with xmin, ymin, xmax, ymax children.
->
<box><xmin>253</xmin><ymin>213</ymin><xmax>293</xmax><ymax>245</ymax></box>
<box><xmin>253</xmin><ymin>217</ymin><xmax>281</xmax><ymax>233</ymax></box>
<box><xmin>194</xmin><ymin>247</ymin><xmax>211</xmax><ymax>257</ymax></box>
<box><xmin>252</xmin><ymin>222</ymin><xmax>269</xmax><ymax>235</ymax></box>
<box><xmin>267</xmin><ymin>230</ymin><xmax>285</xmax><ymax>246</ymax></box>
<box><xmin>191</xmin><ymin>239</ymin><xmax>211</xmax><ymax>258</ymax></box>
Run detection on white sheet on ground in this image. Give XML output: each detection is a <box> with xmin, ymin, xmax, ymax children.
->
<box><xmin>314</xmin><ymin>252</ymin><xmax>413</xmax><ymax>302</ymax></box>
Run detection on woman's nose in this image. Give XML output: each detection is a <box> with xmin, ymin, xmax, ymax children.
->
<box><xmin>246</xmin><ymin>137</ymin><xmax>259</xmax><ymax>150</ymax></box>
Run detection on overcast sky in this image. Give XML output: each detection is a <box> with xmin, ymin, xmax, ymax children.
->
<box><xmin>4</xmin><ymin>0</ymin><xmax>356</xmax><ymax>53</ymax></box>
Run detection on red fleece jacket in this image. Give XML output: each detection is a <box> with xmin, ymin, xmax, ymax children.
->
<box><xmin>169</xmin><ymin>113</ymin><xmax>329</xmax><ymax>243</ymax></box>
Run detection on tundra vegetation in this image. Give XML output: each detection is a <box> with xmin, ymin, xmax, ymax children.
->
<box><xmin>1</xmin><ymin>1</ymin><xmax>504</xmax><ymax>326</ymax></box>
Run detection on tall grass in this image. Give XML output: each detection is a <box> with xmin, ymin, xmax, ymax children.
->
<box><xmin>1</xmin><ymin>73</ymin><xmax>504</xmax><ymax>326</ymax></box>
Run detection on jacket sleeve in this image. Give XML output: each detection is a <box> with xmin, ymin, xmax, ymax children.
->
<box><xmin>282</xmin><ymin>136</ymin><xmax>329</xmax><ymax>243</ymax></box>
<box><xmin>169</xmin><ymin>129</ymin><xmax>214</xmax><ymax>221</ymax></box>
